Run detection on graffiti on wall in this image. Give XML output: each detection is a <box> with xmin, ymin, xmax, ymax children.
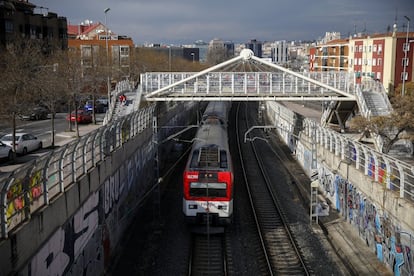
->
<box><xmin>27</xmin><ymin>192</ymin><xmax>101</xmax><ymax>276</ymax></box>
<box><xmin>317</xmin><ymin>164</ymin><xmax>335</xmax><ymax>198</ymax></box>
<box><xmin>330</xmin><ymin>174</ymin><xmax>414</xmax><ymax>275</ymax></box>
<box><xmin>268</xmin><ymin>99</ymin><xmax>414</xmax><ymax>275</ymax></box>
<box><xmin>103</xmin><ymin>170</ymin><xmax>123</xmax><ymax>218</ymax></box>
<box><xmin>21</xmin><ymin>140</ymin><xmax>151</xmax><ymax>275</ymax></box>
<box><xmin>6</xmin><ymin>170</ymin><xmax>43</xmax><ymax>227</ymax></box>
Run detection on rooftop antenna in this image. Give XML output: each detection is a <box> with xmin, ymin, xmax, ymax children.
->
<box><xmin>394</xmin><ymin>7</ymin><xmax>398</xmax><ymax>26</ymax></box>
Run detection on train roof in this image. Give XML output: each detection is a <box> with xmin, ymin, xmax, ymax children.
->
<box><xmin>192</xmin><ymin>123</ymin><xmax>228</xmax><ymax>150</ymax></box>
<box><xmin>202</xmin><ymin>101</ymin><xmax>230</xmax><ymax>125</ymax></box>
<box><xmin>189</xmin><ymin>123</ymin><xmax>229</xmax><ymax>169</ymax></box>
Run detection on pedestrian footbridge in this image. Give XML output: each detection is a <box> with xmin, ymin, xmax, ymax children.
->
<box><xmin>137</xmin><ymin>49</ymin><xmax>392</xmax><ymax>132</ymax></box>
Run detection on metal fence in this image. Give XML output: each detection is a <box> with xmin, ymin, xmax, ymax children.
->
<box><xmin>0</xmin><ymin>105</ymin><xmax>155</xmax><ymax>238</ymax></box>
<box><xmin>302</xmin><ymin>119</ymin><xmax>414</xmax><ymax>201</ymax></box>
<box><xmin>266</xmin><ymin>100</ymin><xmax>414</xmax><ymax>201</ymax></box>
<box><xmin>140</xmin><ymin>71</ymin><xmax>355</xmax><ymax>97</ymax></box>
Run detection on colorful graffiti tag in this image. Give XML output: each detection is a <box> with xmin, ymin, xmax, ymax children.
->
<box><xmin>6</xmin><ymin>170</ymin><xmax>43</xmax><ymax>226</ymax></box>
<box><xmin>332</xmin><ymin>174</ymin><xmax>413</xmax><ymax>274</ymax></box>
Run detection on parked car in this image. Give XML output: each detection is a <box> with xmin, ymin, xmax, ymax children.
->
<box><xmin>19</xmin><ymin>106</ymin><xmax>49</xmax><ymax>120</ymax></box>
<box><xmin>66</xmin><ymin>109</ymin><xmax>93</xmax><ymax>124</ymax></box>
<box><xmin>84</xmin><ymin>100</ymin><xmax>107</xmax><ymax>113</ymax></box>
<box><xmin>0</xmin><ymin>133</ymin><xmax>43</xmax><ymax>155</ymax></box>
<box><xmin>0</xmin><ymin>141</ymin><xmax>13</xmax><ymax>161</ymax></box>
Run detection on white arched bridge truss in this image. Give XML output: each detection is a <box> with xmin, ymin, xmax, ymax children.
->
<box><xmin>141</xmin><ymin>49</ymin><xmax>357</xmax><ymax>102</ymax></box>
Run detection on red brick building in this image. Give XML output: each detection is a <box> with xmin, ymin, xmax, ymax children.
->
<box><xmin>67</xmin><ymin>21</ymin><xmax>134</xmax><ymax>80</ymax></box>
<box><xmin>310</xmin><ymin>28</ymin><xmax>414</xmax><ymax>94</ymax></box>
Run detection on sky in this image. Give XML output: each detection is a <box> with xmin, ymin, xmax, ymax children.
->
<box><xmin>32</xmin><ymin>0</ymin><xmax>413</xmax><ymax>45</ymax></box>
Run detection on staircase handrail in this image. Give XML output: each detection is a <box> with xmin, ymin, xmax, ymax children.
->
<box><xmin>355</xmin><ymin>84</ymin><xmax>370</xmax><ymax>118</ymax></box>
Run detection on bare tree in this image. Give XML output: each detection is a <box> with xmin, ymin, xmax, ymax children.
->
<box><xmin>206</xmin><ymin>46</ymin><xmax>229</xmax><ymax>65</ymax></box>
<box><xmin>62</xmin><ymin>49</ymin><xmax>86</xmax><ymax>138</ymax></box>
<box><xmin>0</xmin><ymin>38</ymin><xmax>44</xmax><ymax>158</ymax></box>
<box><xmin>130</xmin><ymin>48</ymin><xmax>207</xmax><ymax>82</ymax></box>
<box><xmin>34</xmin><ymin>50</ymin><xmax>71</xmax><ymax>147</ymax></box>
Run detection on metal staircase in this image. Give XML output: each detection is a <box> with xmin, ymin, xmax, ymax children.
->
<box><xmin>322</xmin><ymin>78</ymin><xmax>392</xmax><ymax>129</ymax></box>
<box><xmin>103</xmin><ymin>80</ymin><xmax>139</xmax><ymax>124</ymax></box>
<box><xmin>322</xmin><ymin>78</ymin><xmax>394</xmax><ymax>151</ymax></box>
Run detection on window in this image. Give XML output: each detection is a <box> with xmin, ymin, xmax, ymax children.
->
<box><xmin>368</xmin><ymin>45</ymin><xmax>372</xmax><ymax>52</ymax></box>
<box><xmin>373</xmin><ymin>58</ymin><xmax>377</xmax><ymax>66</ymax></box>
<box><xmin>378</xmin><ymin>44</ymin><xmax>382</xmax><ymax>54</ymax></box>
<box><xmin>376</xmin><ymin>72</ymin><xmax>381</xmax><ymax>80</ymax></box>
<box><xmin>349</xmin><ymin>59</ymin><xmax>353</xmax><ymax>66</ymax></box>
<box><xmin>403</xmin><ymin>43</ymin><xmax>410</xmax><ymax>52</ymax></box>
<box><xmin>81</xmin><ymin>45</ymin><xmax>92</xmax><ymax>58</ymax></box>
<box><xmin>120</xmin><ymin>46</ymin><xmax>129</xmax><ymax>57</ymax></box>
<box><xmin>5</xmin><ymin>20</ymin><xmax>13</xmax><ymax>33</ymax></box>
<box><xmin>189</xmin><ymin>182</ymin><xmax>227</xmax><ymax>197</ymax></box>
<box><xmin>378</xmin><ymin>58</ymin><xmax>382</xmax><ymax>66</ymax></box>
<box><xmin>373</xmin><ymin>44</ymin><xmax>377</xmax><ymax>52</ymax></box>
<box><xmin>402</xmin><ymin>58</ymin><xmax>409</xmax><ymax>67</ymax></box>
<box><xmin>401</xmin><ymin>72</ymin><xmax>408</xmax><ymax>81</ymax></box>
<box><xmin>358</xmin><ymin>45</ymin><xmax>363</xmax><ymax>52</ymax></box>
<box><xmin>358</xmin><ymin>58</ymin><xmax>362</xmax><ymax>65</ymax></box>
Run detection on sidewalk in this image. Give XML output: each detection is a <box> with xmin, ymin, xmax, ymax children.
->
<box><xmin>318</xmin><ymin>210</ymin><xmax>392</xmax><ymax>275</ymax></box>
<box><xmin>53</xmin><ymin>122</ymin><xmax>102</xmax><ymax>147</ymax></box>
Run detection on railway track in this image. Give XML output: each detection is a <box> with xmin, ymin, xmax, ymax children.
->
<box><xmin>235</xmin><ymin>102</ymin><xmax>312</xmax><ymax>275</ymax></box>
<box><xmin>188</xmin><ymin>232</ymin><xmax>228</xmax><ymax>276</ymax></box>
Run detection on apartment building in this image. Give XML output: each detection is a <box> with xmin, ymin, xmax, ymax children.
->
<box><xmin>0</xmin><ymin>0</ymin><xmax>67</xmax><ymax>50</ymax></box>
<box><xmin>67</xmin><ymin>20</ymin><xmax>134</xmax><ymax>79</ymax></box>
<box><xmin>310</xmin><ymin>27</ymin><xmax>414</xmax><ymax>94</ymax></box>
<box><xmin>271</xmin><ymin>40</ymin><xmax>289</xmax><ymax>64</ymax></box>
<box><xmin>309</xmin><ymin>38</ymin><xmax>349</xmax><ymax>72</ymax></box>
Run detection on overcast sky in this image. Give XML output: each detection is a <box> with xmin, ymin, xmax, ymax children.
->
<box><xmin>32</xmin><ymin>0</ymin><xmax>413</xmax><ymax>45</ymax></box>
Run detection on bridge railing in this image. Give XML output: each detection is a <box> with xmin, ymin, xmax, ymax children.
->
<box><xmin>141</xmin><ymin>71</ymin><xmax>356</xmax><ymax>97</ymax></box>
<box><xmin>302</xmin><ymin>119</ymin><xmax>414</xmax><ymax>201</ymax></box>
<box><xmin>0</xmin><ymin>105</ymin><xmax>155</xmax><ymax>239</ymax></box>
<box><xmin>267</xmin><ymin>100</ymin><xmax>414</xmax><ymax>201</ymax></box>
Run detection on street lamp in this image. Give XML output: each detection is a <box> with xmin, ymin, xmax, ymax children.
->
<box><xmin>402</xmin><ymin>15</ymin><xmax>410</xmax><ymax>96</ymax></box>
<box><xmin>104</xmin><ymin>8</ymin><xmax>111</xmax><ymax>104</ymax></box>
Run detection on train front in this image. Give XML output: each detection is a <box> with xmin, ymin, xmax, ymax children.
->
<box><xmin>183</xmin><ymin>122</ymin><xmax>233</xmax><ymax>226</ymax></box>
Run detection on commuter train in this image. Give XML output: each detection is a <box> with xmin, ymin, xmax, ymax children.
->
<box><xmin>182</xmin><ymin>101</ymin><xmax>234</xmax><ymax>225</ymax></box>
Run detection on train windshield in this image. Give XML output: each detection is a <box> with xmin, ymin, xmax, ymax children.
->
<box><xmin>189</xmin><ymin>182</ymin><xmax>227</xmax><ymax>197</ymax></box>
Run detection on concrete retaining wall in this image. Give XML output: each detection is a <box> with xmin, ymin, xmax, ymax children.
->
<box><xmin>0</xmin><ymin>128</ymin><xmax>153</xmax><ymax>275</ymax></box>
<box><xmin>0</xmin><ymin>102</ymin><xmax>196</xmax><ymax>275</ymax></box>
<box><xmin>266</xmin><ymin>101</ymin><xmax>414</xmax><ymax>274</ymax></box>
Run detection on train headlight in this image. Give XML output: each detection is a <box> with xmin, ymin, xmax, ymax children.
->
<box><xmin>189</xmin><ymin>204</ymin><xmax>198</xmax><ymax>209</ymax></box>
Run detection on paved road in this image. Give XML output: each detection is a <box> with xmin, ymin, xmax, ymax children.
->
<box><xmin>0</xmin><ymin>114</ymin><xmax>104</xmax><ymax>173</ymax></box>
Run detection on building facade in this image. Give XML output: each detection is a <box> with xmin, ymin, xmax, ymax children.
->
<box><xmin>67</xmin><ymin>21</ymin><xmax>134</xmax><ymax>80</ymax></box>
<box><xmin>245</xmin><ymin>39</ymin><xmax>262</xmax><ymax>58</ymax></box>
<box><xmin>271</xmin><ymin>40</ymin><xmax>289</xmax><ymax>64</ymax></box>
<box><xmin>310</xmin><ymin>28</ymin><xmax>414</xmax><ymax>94</ymax></box>
<box><xmin>0</xmin><ymin>0</ymin><xmax>67</xmax><ymax>50</ymax></box>
<box><xmin>309</xmin><ymin>39</ymin><xmax>349</xmax><ymax>72</ymax></box>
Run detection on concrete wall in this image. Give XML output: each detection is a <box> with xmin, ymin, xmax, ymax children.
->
<box><xmin>0</xmin><ymin>127</ymin><xmax>153</xmax><ymax>275</ymax></box>
<box><xmin>266</xmin><ymin>101</ymin><xmax>414</xmax><ymax>275</ymax></box>
<box><xmin>0</xmin><ymin>102</ymin><xmax>196</xmax><ymax>275</ymax></box>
